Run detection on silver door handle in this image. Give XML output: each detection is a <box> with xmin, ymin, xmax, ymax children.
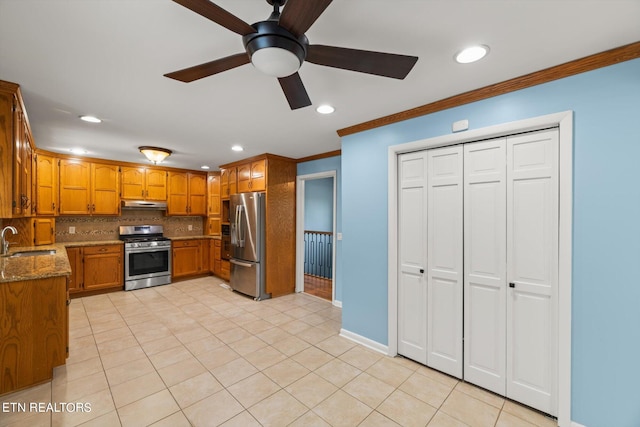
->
<box><xmin>230</xmin><ymin>259</ymin><xmax>253</xmax><ymax>268</ymax></box>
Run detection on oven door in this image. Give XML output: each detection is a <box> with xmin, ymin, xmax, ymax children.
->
<box><xmin>125</xmin><ymin>246</ymin><xmax>171</xmax><ymax>280</ymax></box>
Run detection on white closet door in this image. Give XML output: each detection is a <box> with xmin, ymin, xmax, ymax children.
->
<box><xmin>397</xmin><ymin>152</ymin><xmax>428</xmax><ymax>364</ymax></box>
<box><xmin>463</xmin><ymin>139</ymin><xmax>507</xmax><ymax>394</ymax></box>
<box><xmin>426</xmin><ymin>146</ymin><xmax>463</xmax><ymax>378</ymax></box>
<box><xmin>506</xmin><ymin>129</ymin><xmax>559</xmax><ymax>416</ymax></box>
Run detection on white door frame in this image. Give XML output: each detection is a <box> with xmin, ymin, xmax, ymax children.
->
<box><xmin>296</xmin><ymin>171</ymin><xmax>338</xmax><ymax>305</ymax></box>
<box><xmin>387</xmin><ymin>111</ymin><xmax>573</xmax><ymax>427</ymax></box>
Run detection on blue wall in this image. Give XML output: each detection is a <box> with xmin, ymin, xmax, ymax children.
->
<box><xmin>340</xmin><ymin>59</ymin><xmax>640</xmax><ymax>427</ymax></box>
<box><xmin>297</xmin><ymin>156</ymin><xmax>342</xmax><ymax>303</ymax></box>
<box><xmin>304</xmin><ymin>177</ymin><xmax>333</xmax><ymax>232</ymax></box>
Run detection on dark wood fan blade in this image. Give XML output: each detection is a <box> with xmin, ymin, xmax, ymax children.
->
<box><xmin>164</xmin><ymin>53</ymin><xmax>250</xmax><ymax>82</ymax></box>
<box><xmin>173</xmin><ymin>0</ymin><xmax>255</xmax><ymax>35</ymax></box>
<box><xmin>278</xmin><ymin>73</ymin><xmax>312</xmax><ymax>110</ymax></box>
<box><xmin>307</xmin><ymin>45</ymin><xmax>418</xmax><ymax>79</ymax></box>
<box><xmin>279</xmin><ymin>0</ymin><xmax>333</xmax><ymax>37</ymax></box>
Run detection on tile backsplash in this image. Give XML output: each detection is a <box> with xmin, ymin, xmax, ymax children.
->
<box><xmin>55</xmin><ymin>211</ymin><xmax>204</xmax><ymax>242</ymax></box>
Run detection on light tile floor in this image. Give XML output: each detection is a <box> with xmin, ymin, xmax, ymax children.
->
<box><xmin>0</xmin><ymin>277</ymin><xmax>558</xmax><ymax>427</ymax></box>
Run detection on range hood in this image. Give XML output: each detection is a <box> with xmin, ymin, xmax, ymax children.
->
<box><xmin>121</xmin><ymin>200</ymin><xmax>167</xmax><ymax>210</ymax></box>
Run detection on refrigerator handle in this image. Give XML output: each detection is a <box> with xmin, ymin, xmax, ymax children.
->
<box><xmin>230</xmin><ymin>259</ymin><xmax>253</xmax><ymax>268</ymax></box>
<box><xmin>237</xmin><ymin>205</ymin><xmax>244</xmax><ymax>247</ymax></box>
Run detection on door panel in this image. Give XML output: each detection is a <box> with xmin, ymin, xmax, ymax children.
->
<box><xmin>506</xmin><ymin>129</ymin><xmax>558</xmax><ymax>416</ymax></box>
<box><xmin>427</xmin><ymin>146</ymin><xmax>463</xmax><ymax>377</ymax></box>
<box><xmin>397</xmin><ymin>152</ymin><xmax>428</xmax><ymax>364</ymax></box>
<box><xmin>464</xmin><ymin>139</ymin><xmax>507</xmax><ymax>394</ymax></box>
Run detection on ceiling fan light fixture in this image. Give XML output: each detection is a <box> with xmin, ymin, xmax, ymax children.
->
<box><xmin>243</xmin><ymin>20</ymin><xmax>307</xmax><ymax>78</ymax></box>
<box><xmin>139</xmin><ymin>146</ymin><xmax>172</xmax><ymax>164</ymax></box>
<box><xmin>251</xmin><ymin>46</ymin><xmax>301</xmax><ymax>77</ymax></box>
<box><xmin>455</xmin><ymin>45</ymin><xmax>489</xmax><ymax>64</ymax></box>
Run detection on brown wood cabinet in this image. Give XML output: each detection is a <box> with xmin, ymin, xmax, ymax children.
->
<box><xmin>58</xmin><ymin>160</ymin><xmax>120</xmax><ymax>215</ymax></box>
<box><xmin>172</xmin><ymin>239</ymin><xmax>209</xmax><ymax>279</ymax></box>
<box><xmin>167</xmin><ymin>172</ymin><xmax>207</xmax><ymax>216</ymax></box>
<box><xmin>219</xmin><ymin>154</ymin><xmax>296</xmax><ymax>297</ymax></box>
<box><xmin>0</xmin><ymin>275</ymin><xmax>67</xmax><ymax>394</ymax></box>
<box><xmin>206</xmin><ymin>172</ymin><xmax>221</xmax><ymax>236</ymax></box>
<box><xmin>220</xmin><ymin>167</ymin><xmax>237</xmax><ymax>199</ymax></box>
<box><xmin>0</xmin><ymin>80</ymin><xmax>35</xmax><ymax>219</ymax></box>
<box><xmin>67</xmin><ymin>244</ymin><xmax>124</xmax><ymax>296</ymax></box>
<box><xmin>237</xmin><ymin>159</ymin><xmax>266</xmax><ymax>193</ymax></box>
<box><xmin>121</xmin><ymin>167</ymin><xmax>167</xmax><ymax>201</ymax></box>
<box><xmin>211</xmin><ymin>239</ymin><xmax>221</xmax><ymax>276</ymax></box>
<box><xmin>1</xmin><ymin>217</ymin><xmax>56</xmax><ymax>246</ymax></box>
<box><xmin>35</xmin><ymin>153</ymin><xmax>58</xmax><ymax>216</ymax></box>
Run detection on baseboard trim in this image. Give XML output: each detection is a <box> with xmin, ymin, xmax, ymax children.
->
<box><xmin>333</xmin><ymin>300</ymin><xmax>342</xmax><ymax>308</ymax></box>
<box><xmin>339</xmin><ymin>328</ymin><xmax>388</xmax><ymax>355</ymax></box>
<box><xmin>571</xmin><ymin>422</ymin><xmax>587</xmax><ymax>427</ymax></box>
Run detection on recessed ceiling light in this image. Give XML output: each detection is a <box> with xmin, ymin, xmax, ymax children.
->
<box><xmin>455</xmin><ymin>45</ymin><xmax>489</xmax><ymax>64</ymax></box>
<box><xmin>69</xmin><ymin>148</ymin><xmax>88</xmax><ymax>155</ymax></box>
<box><xmin>231</xmin><ymin>145</ymin><xmax>244</xmax><ymax>152</ymax></box>
<box><xmin>200</xmin><ymin>165</ymin><xmax>210</xmax><ymax>170</ymax></box>
<box><xmin>316</xmin><ymin>104</ymin><xmax>335</xmax><ymax>114</ymax></box>
<box><xmin>79</xmin><ymin>115</ymin><xmax>102</xmax><ymax>123</ymax></box>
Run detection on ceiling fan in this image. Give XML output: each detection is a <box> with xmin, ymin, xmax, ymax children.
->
<box><xmin>164</xmin><ymin>0</ymin><xmax>419</xmax><ymax>110</ymax></box>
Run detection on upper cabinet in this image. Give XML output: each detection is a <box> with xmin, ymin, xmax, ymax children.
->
<box><xmin>167</xmin><ymin>171</ymin><xmax>207</xmax><ymax>216</ymax></box>
<box><xmin>0</xmin><ymin>80</ymin><xmax>35</xmax><ymax>218</ymax></box>
<box><xmin>121</xmin><ymin>167</ymin><xmax>167</xmax><ymax>201</ymax></box>
<box><xmin>220</xmin><ymin>167</ymin><xmax>237</xmax><ymax>199</ymax></box>
<box><xmin>59</xmin><ymin>159</ymin><xmax>120</xmax><ymax>215</ymax></box>
<box><xmin>35</xmin><ymin>153</ymin><xmax>59</xmax><ymax>216</ymax></box>
<box><xmin>206</xmin><ymin>172</ymin><xmax>221</xmax><ymax>236</ymax></box>
<box><xmin>237</xmin><ymin>159</ymin><xmax>266</xmax><ymax>193</ymax></box>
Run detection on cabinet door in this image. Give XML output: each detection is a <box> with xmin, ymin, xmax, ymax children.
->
<box><xmin>168</xmin><ymin>172</ymin><xmax>188</xmax><ymax>215</ymax></box>
<box><xmin>91</xmin><ymin>163</ymin><xmax>120</xmax><ymax>215</ymax></box>
<box><xmin>228</xmin><ymin>168</ymin><xmax>237</xmax><ymax>196</ymax></box>
<box><xmin>33</xmin><ymin>217</ymin><xmax>55</xmax><ymax>245</ymax></box>
<box><xmin>145</xmin><ymin>169</ymin><xmax>167</xmax><ymax>201</ymax></box>
<box><xmin>83</xmin><ymin>245</ymin><xmax>123</xmax><ymax>290</ymax></box>
<box><xmin>59</xmin><ymin>159</ymin><xmax>91</xmax><ymax>215</ymax></box>
<box><xmin>121</xmin><ymin>167</ymin><xmax>145</xmax><ymax>200</ymax></box>
<box><xmin>207</xmin><ymin>173</ymin><xmax>221</xmax><ymax>216</ymax></box>
<box><xmin>237</xmin><ymin>163</ymin><xmax>251</xmax><ymax>193</ymax></box>
<box><xmin>21</xmin><ymin>134</ymin><xmax>33</xmax><ymax>217</ymax></box>
<box><xmin>200</xmin><ymin>239</ymin><xmax>209</xmax><ymax>272</ymax></box>
<box><xmin>66</xmin><ymin>247</ymin><xmax>84</xmax><ymax>294</ymax></box>
<box><xmin>206</xmin><ymin>217</ymin><xmax>221</xmax><ymax>236</ymax></box>
<box><xmin>12</xmin><ymin>101</ymin><xmax>24</xmax><ymax>216</ymax></box>
<box><xmin>172</xmin><ymin>241</ymin><xmax>200</xmax><ymax>278</ymax></box>
<box><xmin>188</xmin><ymin>174</ymin><xmax>207</xmax><ymax>215</ymax></box>
<box><xmin>35</xmin><ymin>154</ymin><xmax>58</xmax><ymax>215</ymax></box>
<box><xmin>212</xmin><ymin>240</ymin><xmax>221</xmax><ymax>275</ymax></box>
<box><xmin>220</xmin><ymin>168</ymin><xmax>229</xmax><ymax>199</ymax></box>
<box><xmin>250</xmin><ymin>159</ymin><xmax>266</xmax><ymax>191</ymax></box>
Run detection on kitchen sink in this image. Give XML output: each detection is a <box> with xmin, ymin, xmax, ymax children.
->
<box><xmin>9</xmin><ymin>249</ymin><xmax>57</xmax><ymax>257</ymax></box>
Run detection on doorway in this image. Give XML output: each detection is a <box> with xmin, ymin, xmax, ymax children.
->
<box><xmin>296</xmin><ymin>171</ymin><xmax>337</xmax><ymax>303</ymax></box>
<box><xmin>388</xmin><ymin>111</ymin><xmax>573</xmax><ymax>426</ymax></box>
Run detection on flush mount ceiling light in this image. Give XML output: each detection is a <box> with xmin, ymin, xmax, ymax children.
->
<box><xmin>69</xmin><ymin>148</ymin><xmax>88</xmax><ymax>155</ymax></box>
<box><xmin>316</xmin><ymin>104</ymin><xmax>335</xmax><ymax>114</ymax></box>
<box><xmin>200</xmin><ymin>165</ymin><xmax>210</xmax><ymax>170</ymax></box>
<box><xmin>79</xmin><ymin>115</ymin><xmax>102</xmax><ymax>123</ymax></box>
<box><xmin>231</xmin><ymin>145</ymin><xmax>244</xmax><ymax>152</ymax></box>
<box><xmin>139</xmin><ymin>146</ymin><xmax>172</xmax><ymax>164</ymax></box>
<box><xmin>455</xmin><ymin>45</ymin><xmax>489</xmax><ymax>64</ymax></box>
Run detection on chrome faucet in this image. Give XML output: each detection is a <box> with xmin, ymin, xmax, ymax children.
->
<box><xmin>1</xmin><ymin>226</ymin><xmax>18</xmax><ymax>256</ymax></box>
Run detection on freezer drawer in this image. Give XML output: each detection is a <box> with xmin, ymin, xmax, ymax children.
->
<box><xmin>230</xmin><ymin>259</ymin><xmax>270</xmax><ymax>300</ymax></box>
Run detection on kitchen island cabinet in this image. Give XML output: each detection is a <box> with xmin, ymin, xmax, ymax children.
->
<box><xmin>0</xmin><ymin>244</ymin><xmax>70</xmax><ymax>395</ymax></box>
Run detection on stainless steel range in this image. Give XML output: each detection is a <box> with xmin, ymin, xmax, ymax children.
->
<box><xmin>119</xmin><ymin>225</ymin><xmax>172</xmax><ymax>291</ymax></box>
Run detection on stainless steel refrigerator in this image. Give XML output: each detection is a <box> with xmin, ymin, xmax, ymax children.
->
<box><xmin>230</xmin><ymin>192</ymin><xmax>270</xmax><ymax>300</ymax></box>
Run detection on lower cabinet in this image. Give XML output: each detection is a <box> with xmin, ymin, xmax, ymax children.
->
<box><xmin>210</xmin><ymin>239</ymin><xmax>230</xmax><ymax>281</ymax></box>
<box><xmin>66</xmin><ymin>244</ymin><xmax>124</xmax><ymax>297</ymax></box>
<box><xmin>172</xmin><ymin>239</ymin><xmax>209</xmax><ymax>280</ymax></box>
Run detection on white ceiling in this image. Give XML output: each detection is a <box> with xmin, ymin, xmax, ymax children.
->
<box><xmin>1</xmin><ymin>0</ymin><xmax>639</xmax><ymax>170</ymax></box>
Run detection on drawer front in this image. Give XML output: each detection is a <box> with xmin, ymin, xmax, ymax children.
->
<box><xmin>83</xmin><ymin>245</ymin><xmax>122</xmax><ymax>255</ymax></box>
<box><xmin>174</xmin><ymin>240</ymin><xmax>199</xmax><ymax>248</ymax></box>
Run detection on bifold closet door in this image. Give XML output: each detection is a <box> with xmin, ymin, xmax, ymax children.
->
<box><xmin>397</xmin><ymin>147</ymin><xmax>463</xmax><ymax>378</ymax></box>
<box><xmin>506</xmin><ymin>129</ymin><xmax>559</xmax><ymax>416</ymax></box>
<box><xmin>463</xmin><ymin>138</ymin><xmax>507</xmax><ymax>395</ymax></box>
<box><xmin>398</xmin><ymin>151</ymin><xmax>428</xmax><ymax>364</ymax></box>
<box><xmin>426</xmin><ymin>146</ymin><xmax>463</xmax><ymax>378</ymax></box>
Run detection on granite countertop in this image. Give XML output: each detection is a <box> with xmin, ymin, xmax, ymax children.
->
<box><xmin>63</xmin><ymin>240</ymin><xmax>124</xmax><ymax>247</ymax></box>
<box><xmin>0</xmin><ymin>243</ymin><xmax>71</xmax><ymax>283</ymax></box>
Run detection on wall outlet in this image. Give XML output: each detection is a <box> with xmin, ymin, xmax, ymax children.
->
<box><xmin>337</xmin><ymin>232</ymin><xmax>343</xmax><ymax>240</ymax></box>
<box><xmin>69</xmin><ymin>226</ymin><xmax>75</xmax><ymax>234</ymax></box>
<box><xmin>188</xmin><ymin>225</ymin><xmax>193</xmax><ymax>231</ymax></box>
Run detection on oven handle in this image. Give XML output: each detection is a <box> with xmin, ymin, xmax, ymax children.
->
<box><xmin>125</xmin><ymin>246</ymin><xmax>171</xmax><ymax>253</ymax></box>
